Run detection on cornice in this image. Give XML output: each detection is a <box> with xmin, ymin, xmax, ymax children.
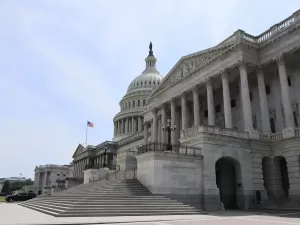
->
<box><xmin>113</xmin><ymin>107</ymin><xmax>144</xmax><ymax>121</ymax></box>
<box><xmin>149</xmin><ymin>44</ymin><xmax>238</xmax><ymax>102</ymax></box>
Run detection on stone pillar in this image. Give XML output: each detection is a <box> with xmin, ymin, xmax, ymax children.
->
<box><xmin>238</xmin><ymin>60</ymin><xmax>254</xmax><ymax>132</ymax></box>
<box><xmin>152</xmin><ymin>109</ymin><xmax>158</xmax><ymax>142</ymax></box>
<box><xmin>144</xmin><ymin>122</ymin><xmax>149</xmax><ymax>145</ymax></box>
<box><xmin>276</xmin><ymin>55</ymin><xmax>294</xmax><ymax>137</ymax></box>
<box><xmin>132</xmin><ymin>117</ymin><xmax>135</xmax><ymax>133</ymax></box>
<box><xmin>138</xmin><ymin>117</ymin><xmax>142</xmax><ymax>132</ymax></box>
<box><xmin>181</xmin><ymin>93</ymin><xmax>188</xmax><ymax>130</ymax></box>
<box><xmin>171</xmin><ymin>98</ymin><xmax>176</xmax><ymax>145</ymax></box>
<box><xmin>118</xmin><ymin>120</ymin><xmax>121</xmax><ymax>135</ymax></box>
<box><xmin>257</xmin><ymin>67</ymin><xmax>271</xmax><ymax>134</ymax></box>
<box><xmin>157</xmin><ymin>118</ymin><xmax>161</xmax><ymax>142</ymax></box>
<box><xmin>286</xmin><ymin>156</ymin><xmax>300</xmax><ymax>199</ymax></box>
<box><xmin>161</xmin><ymin>104</ymin><xmax>167</xmax><ymax>143</ymax></box>
<box><xmin>192</xmin><ymin>86</ymin><xmax>200</xmax><ymax>126</ymax></box>
<box><xmin>125</xmin><ymin>118</ymin><xmax>128</xmax><ymax>134</ymax></box>
<box><xmin>206</xmin><ymin>78</ymin><xmax>215</xmax><ymax>126</ymax></box>
<box><xmin>221</xmin><ymin>70</ymin><xmax>233</xmax><ymax>129</ymax></box>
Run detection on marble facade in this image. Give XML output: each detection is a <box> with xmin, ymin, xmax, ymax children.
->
<box><xmin>72</xmin><ymin>10</ymin><xmax>300</xmax><ymax>210</ymax></box>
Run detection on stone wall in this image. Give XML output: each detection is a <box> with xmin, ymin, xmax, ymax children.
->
<box><xmin>136</xmin><ymin>151</ymin><xmax>203</xmax><ymax>209</ymax></box>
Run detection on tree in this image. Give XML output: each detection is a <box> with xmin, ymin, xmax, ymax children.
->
<box><xmin>1</xmin><ymin>180</ymin><xmax>11</xmax><ymax>193</ymax></box>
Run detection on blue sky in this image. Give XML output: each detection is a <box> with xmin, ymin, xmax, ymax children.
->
<box><xmin>0</xmin><ymin>1</ymin><xmax>299</xmax><ymax>179</ymax></box>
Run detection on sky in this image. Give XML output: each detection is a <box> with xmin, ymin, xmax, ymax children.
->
<box><xmin>0</xmin><ymin>1</ymin><xmax>299</xmax><ymax>179</ymax></box>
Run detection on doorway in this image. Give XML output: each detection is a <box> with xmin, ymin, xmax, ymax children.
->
<box><xmin>215</xmin><ymin>157</ymin><xmax>240</xmax><ymax>209</ymax></box>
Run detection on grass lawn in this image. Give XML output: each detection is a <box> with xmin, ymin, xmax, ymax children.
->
<box><xmin>0</xmin><ymin>196</ymin><xmax>6</xmax><ymax>202</ymax></box>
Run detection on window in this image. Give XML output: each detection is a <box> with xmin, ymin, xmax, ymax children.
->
<box><xmin>149</xmin><ymin>81</ymin><xmax>151</xmax><ymax>84</ymax></box>
<box><xmin>215</xmin><ymin>104</ymin><xmax>221</xmax><ymax>113</ymax></box>
<box><xmin>294</xmin><ymin>112</ymin><xmax>298</xmax><ymax>127</ymax></box>
<box><xmin>204</xmin><ymin>110</ymin><xmax>208</xmax><ymax>118</ymax></box>
<box><xmin>138</xmin><ymin>100</ymin><xmax>140</xmax><ymax>107</ymax></box>
<box><xmin>288</xmin><ymin>76</ymin><xmax>292</xmax><ymax>86</ymax></box>
<box><xmin>143</xmin><ymin>99</ymin><xmax>146</xmax><ymax>106</ymax></box>
<box><xmin>125</xmin><ymin>103</ymin><xmax>127</xmax><ymax>110</ymax></box>
<box><xmin>133</xmin><ymin>100</ymin><xmax>135</xmax><ymax>108</ymax></box>
<box><xmin>129</xmin><ymin>102</ymin><xmax>131</xmax><ymax>109</ymax></box>
<box><xmin>57</xmin><ymin>174</ymin><xmax>60</xmax><ymax>176</ymax></box>
<box><xmin>231</xmin><ymin>99</ymin><xmax>236</xmax><ymax>108</ymax></box>
<box><xmin>270</xmin><ymin>118</ymin><xmax>276</xmax><ymax>133</ymax></box>
<box><xmin>63</xmin><ymin>174</ymin><xmax>66</xmax><ymax>176</ymax></box>
<box><xmin>265</xmin><ymin>85</ymin><xmax>271</xmax><ymax>95</ymax></box>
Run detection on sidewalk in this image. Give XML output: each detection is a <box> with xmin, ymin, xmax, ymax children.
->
<box><xmin>0</xmin><ymin>203</ymin><xmax>211</xmax><ymax>225</ymax></box>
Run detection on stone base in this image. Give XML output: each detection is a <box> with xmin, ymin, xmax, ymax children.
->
<box><xmin>282</xmin><ymin>126</ymin><xmax>295</xmax><ymax>138</ymax></box>
<box><xmin>246</xmin><ymin>129</ymin><xmax>260</xmax><ymax>139</ymax></box>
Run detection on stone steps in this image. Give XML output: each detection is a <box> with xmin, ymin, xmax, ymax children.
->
<box><xmin>20</xmin><ymin>176</ymin><xmax>201</xmax><ymax>217</ymax></box>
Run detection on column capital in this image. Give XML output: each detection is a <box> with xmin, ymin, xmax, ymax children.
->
<box><xmin>237</xmin><ymin>59</ymin><xmax>248</xmax><ymax>70</ymax></box>
<box><xmin>220</xmin><ymin>69</ymin><xmax>229</xmax><ymax>80</ymax></box>
<box><xmin>192</xmin><ymin>85</ymin><xmax>199</xmax><ymax>93</ymax></box>
<box><xmin>205</xmin><ymin>77</ymin><xmax>212</xmax><ymax>86</ymax></box>
<box><xmin>256</xmin><ymin>65</ymin><xmax>265</xmax><ymax>73</ymax></box>
<box><xmin>274</xmin><ymin>54</ymin><xmax>285</xmax><ymax>66</ymax></box>
<box><xmin>151</xmin><ymin>107</ymin><xmax>158</xmax><ymax>114</ymax></box>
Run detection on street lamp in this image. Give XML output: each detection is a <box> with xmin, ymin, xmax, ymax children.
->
<box><xmin>161</xmin><ymin>118</ymin><xmax>176</xmax><ymax>151</ymax></box>
<box><xmin>103</xmin><ymin>144</ymin><xmax>110</xmax><ymax>168</ymax></box>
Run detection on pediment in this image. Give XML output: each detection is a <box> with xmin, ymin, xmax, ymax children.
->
<box><xmin>149</xmin><ymin>43</ymin><xmax>236</xmax><ymax>98</ymax></box>
<box><xmin>72</xmin><ymin>144</ymin><xmax>87</xmax><ymax>158</ymax></box>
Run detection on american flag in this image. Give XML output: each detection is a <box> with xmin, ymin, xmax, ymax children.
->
<box><xmin>87</xmin><ymin>121</ymin><xmax>94</xmax><ymax>128</ymax></box>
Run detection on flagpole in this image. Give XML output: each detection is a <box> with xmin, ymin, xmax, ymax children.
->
<box><xmin>85</xmin><ymin>123</ymin><xmax>88</xmax><ymax>145</ymax></box>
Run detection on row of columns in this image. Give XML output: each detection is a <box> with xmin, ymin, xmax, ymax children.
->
<box><xmin>144</xmin><ymin>55</ymin><xmax>294</xmax><ymax>145</ymax></box>
<box><xmin>73</xmin><ymin>158</ymin><xmax>89</xmax><ymax>179</ymax></box>
<box><xmin>114</xmin><ymin>116</ymin><xmax>143</xmax><ymax>136</ymax></box>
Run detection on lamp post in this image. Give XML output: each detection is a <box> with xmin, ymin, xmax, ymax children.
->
<box><xmin>103</xmin><ymin>144</ymin><xmax>109</xmax><ymax>168</ymax></box>
<box><xmin>161</xmin><ymin>118</ymin><xmax>176</xmax><ymax>151</ymax></box>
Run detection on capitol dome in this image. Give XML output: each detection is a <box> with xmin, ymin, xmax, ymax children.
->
<box><xmin>126</xmin><ymin>43</ymin><xmax>163</xmax><ymax>93</ymax></box>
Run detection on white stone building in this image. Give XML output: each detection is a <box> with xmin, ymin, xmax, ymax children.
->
<box><xmin>72</xmin><ymin>10</ymin><xmax>300</xmax><ymax>210</ymax></box>
<box><xmin>33</xmin><ymin>164</ymin><xmax>69</xmax><ymax>194</ymax></box>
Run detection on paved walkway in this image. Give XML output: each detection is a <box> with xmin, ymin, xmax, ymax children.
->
<box><xmin>1</xmin><ymin>203</ymin><xmax>300</xmax><ymax>225</ymax></box>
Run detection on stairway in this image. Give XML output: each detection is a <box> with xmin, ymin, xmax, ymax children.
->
<box><xmin>19</xmin><ymin>172</ymin><xmax>201</xmax><ymax>217</ymax></box>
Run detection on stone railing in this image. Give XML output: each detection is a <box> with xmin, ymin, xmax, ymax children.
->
<box><xmin>296</xmin><ymin>128</ymin><xmax>300</xmax><ymax>136</ymax></box>
<box><xmin>181</xmin><ymin>125</ymin><xmax>249</xmax><ymax>139</ymax></box>
<box><xmin>242</xmin><ymin>10</ymin><xmax>299</xmax><ymax>44</ymax></box>
<box><xmin>137</xmin><ymin>142</ymin><xmax>202</xmax><ymax>156</ymax></box>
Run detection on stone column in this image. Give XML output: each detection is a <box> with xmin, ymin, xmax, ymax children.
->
<box><xmin>118</xmin><ymin>120</ymin><xmax>121</xmax><ymax>135</ymax></box>
<box><xmin>286</xmin><ymin>156</ymin><xmax>300</xmax><ymax>199</ymax></box>
<box><xmin>161</xmin><ymin>104</ymin><xmax>167</xmax><ymax>142</ymax></box>
<box><xmin>171</xmin><ymin>98</ymin><xmax>176</xmax><ymax>145</ymax></box>
<box><xmin>256</xmin><ymin>67</ymin><xmax>271</xmax><ymax>134</ymax></box>
<box><xmin>238</xmin><ymin>60</ymin><xmax>254</xmax><ymax>132</ymax></box>
<box><xmin>144</xmin><ymin>122</ymin><xmax>149</xmax><ymax>145</ymax></box>
<box><xmin>157</xmin><ymin>118</ymin><xmax>161</xmax><ymax>142</ymax></box>
<box><xmin>125</xmin><ymin>118</ymin><xmax>128</xmax><ymax>134</ymax></box>
<box><xmin>132</xmin><ymin>117</ymin><xmax>135</xmax><ymax>133</ymax></box>
<box><xmin>152</xmin><ymin>109</ymin><xmax>158</xmax><ymax>142</ymax></box>
<box><xmin>181</xmin><ymin>93</ymin><xmax>188</xmax><ymax>130</ymax></box>
<box><xmin>221</xmin><ymin>70</ymin><xmax>233</xmax><ymax>129</ymax></box>
<box><xmin>276</xmin><ymin>55</ymin><xmax>294</xmax><ymax>136</ymax></box>
<box><xmin>192</xmin><ymin>86</ymin><xmax>200</xmax><ymax>126</ymax></box>
<box><xmin>138</xmin><ymin>117</ymin><xmax>142</xmax><ymax>132</ymax></box>
<box><xmin>206</xmin><ymin>78</ymin><xmax>215</xmax><ymax>126</ymax></box>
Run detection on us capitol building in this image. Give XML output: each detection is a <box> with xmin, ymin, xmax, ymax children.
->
<box><xmin>52</xmin><ymin>10</ymin><xmax>300</xmax><ymax>211</ymax></box>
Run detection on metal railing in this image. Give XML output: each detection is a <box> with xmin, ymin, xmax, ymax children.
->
<box><xmin>137</xmin><ymin>142</ymin><xmax>201</xmax><ymax>156</ymax></box>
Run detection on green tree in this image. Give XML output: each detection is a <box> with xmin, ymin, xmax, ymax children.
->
<box><xmin>1</xmin><ymin>180</ymin><xmax>11</xmax><ymax>193</ymax></box>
